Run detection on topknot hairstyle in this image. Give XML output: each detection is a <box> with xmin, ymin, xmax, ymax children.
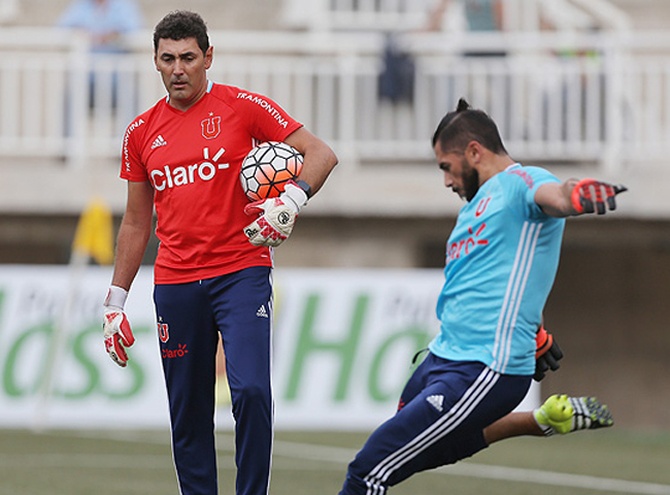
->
<box><xmin>431</xmin><ymin>98</ymin><xmax>507</xmax><ymax>155</ymax></box>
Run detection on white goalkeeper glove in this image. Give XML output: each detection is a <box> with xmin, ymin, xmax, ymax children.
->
<box><xmin>103</xmin><ymin>285</ymin><xmax>135</xmax><ymax>367</ymax></box>
<box><xmin>243</xmin><ymin>181</ymin><xmax>308</xmax><ymax>247</ymax></box>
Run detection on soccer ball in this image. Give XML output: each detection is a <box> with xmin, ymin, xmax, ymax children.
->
<box><xmin>239</xmin><ymin>141</ymin><xmax>304</xmax><ymax>202</ymax></box>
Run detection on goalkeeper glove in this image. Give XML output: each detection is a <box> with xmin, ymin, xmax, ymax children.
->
<box><xmin>534</xmin><ymin>325</ymin><xmax>563</xmax><ymax>381</ymax></box>
<box><xmin>243</xmin><ymin>181</ymin><xmax>308</xmax><ymax>247</ymax></box>
<box><xmin>571</xmin><ymin>179</ymin><xmax>627</xmax><ymax>215</ymax></box>
<box><xmin>103</xmin><ymin>285</ymin><xmax>135</xmax><ymax>367</ymax></box>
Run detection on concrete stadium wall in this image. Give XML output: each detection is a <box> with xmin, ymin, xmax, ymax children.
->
<box><xmin>543</xmin><ymin>221</ymin><xmax>670</xmax><ymax>430</ymax></box>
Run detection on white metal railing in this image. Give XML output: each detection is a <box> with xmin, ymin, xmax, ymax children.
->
<box><xmin>1</xmin><ymin>27</ymin><xmax>670</xmax><ymax>174</ymax></box>
<box><xmin>280</xmin><ymin>0</ymin><xmax>632</xmax><ymax>33</ymax></box>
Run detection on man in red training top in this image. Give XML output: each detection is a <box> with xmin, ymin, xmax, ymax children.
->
<box><xmin>101</xmin><ymin>10</ymin><xmax>337</xmax><ymax>495</ymax></box>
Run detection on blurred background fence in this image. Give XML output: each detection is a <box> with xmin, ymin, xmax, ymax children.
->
<box><xmin>2</xmin><ymin>28</ymin><xmax>670</xmax><ymax>199</ymax></box>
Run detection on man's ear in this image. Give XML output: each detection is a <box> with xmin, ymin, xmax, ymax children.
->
<box><xmin>464</xmin><ymin>140</ymin><xmax>482</xmax><ymax>164</ymax></box>
<box><xmin>204</xmin><ymin>46</ymin><xmax>214</xmax><ymax>70</ymax></box>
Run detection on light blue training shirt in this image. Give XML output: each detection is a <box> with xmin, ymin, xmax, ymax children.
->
<box><xmin>57</xmin><ymin>0</ymin><xmax>144</xmax><ymax>53</ymax></box>
<box><xmin>429</xmin><ymin>164</ymin><xmax>565</xmax><ymax>375</ymax></box>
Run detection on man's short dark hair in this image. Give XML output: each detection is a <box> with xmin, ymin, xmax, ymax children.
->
<box><xmin>432</xmin><ymin>98</ymin><xmax>507</xmax><ymax>155</ymax></box>
<box><xmin>153</xmin><ymin>10</ymin><xmax>210</xmax><ymax>55</ymax></box>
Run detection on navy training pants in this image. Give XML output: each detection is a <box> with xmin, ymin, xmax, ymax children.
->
<box><xmin>154</xmin><ymin>266</ymin><xmax>273</xmax><ymax>495</ymax></box>
<box><xmin>340</xmin><ymin>354</ymin><xmax>531</xmax><ymax>494</ymax></box>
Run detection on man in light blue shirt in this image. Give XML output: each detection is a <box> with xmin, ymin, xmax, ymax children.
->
<box><xmin>57</xmin><ymin>0</ymin><xmax>143</xmax><ymax>54</ymax></box>
<box><xmin>432</xmin><ymin>162</ymin><xmax>565</xmax><ymax>375</ymax></box>
<box><xmin>57</xmin><ymin>0</ymin><xmax>143</xmax><ymax>111</ymax></box>
<box><xmin>339</xmin><ymin>99</ymin><xmax>624</xmax><ymax>495</ymax></box>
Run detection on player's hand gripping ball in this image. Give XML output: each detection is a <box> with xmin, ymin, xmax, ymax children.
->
<box><xmin>243</xmin><ymin>181</ymin><xmax>308</xmax><ymax>247</ymax></box>
<box><xmin>240</xmin><ymin>141</ymin><xmax>304</xmax><ymax>202</ymax></box>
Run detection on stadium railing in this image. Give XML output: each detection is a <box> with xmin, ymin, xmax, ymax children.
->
<box><xmin>1</xmin><ymin>27</ymin><xmax>669</xmax><ymax>175</ymax></box>
<box><xmin>280</xmin><ymin>0</ymin><xmax>632</xmax><ymax>32</ymax></box>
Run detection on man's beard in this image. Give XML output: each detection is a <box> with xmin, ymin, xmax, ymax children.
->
<box><xmin>461</xmin><ymin>158</ymin><xmax>480</xmax><ymax>202</ymax></box>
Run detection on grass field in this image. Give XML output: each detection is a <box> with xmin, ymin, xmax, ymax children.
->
<box><xmin>1</xmin><ymin>428</ymin><xmax>670</xmax><ymax>494</ymax></box>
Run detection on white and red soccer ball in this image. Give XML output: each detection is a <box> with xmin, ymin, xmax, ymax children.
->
<box><xmin>239</xmin><ymin>141</ymin><xmax>304</xmax><ymax>202</ymax></box>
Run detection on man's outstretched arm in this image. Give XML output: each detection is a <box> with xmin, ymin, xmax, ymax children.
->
<box><xmin>535</xmin><ymin>178</ymin><xmax>627</xmax><ymax>218</ymax></box>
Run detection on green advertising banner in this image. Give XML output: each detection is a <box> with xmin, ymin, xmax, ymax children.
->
<box><xmin>0</xmin><ymin>266</ymin><xmax>538</xmax><ymax>430</ymax></box>
<box><xmin>0</xmin><ymin>265</ymin><xmax>167</xmax><ymax>429</ymax></box>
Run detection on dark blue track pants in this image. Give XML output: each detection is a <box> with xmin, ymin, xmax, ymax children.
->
<box><xmin>154</xmin><ymin>266</ymin><xmax>274</xmax><ymax>495</ymax></box>
<box><xmin>340</xmin><ymin>354</ymin><xmax>531</xmax><ymax>494</ymax></box>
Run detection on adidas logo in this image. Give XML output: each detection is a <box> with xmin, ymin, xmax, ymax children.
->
<box><xmin>151</xmin><ymin>134</ymin><xmax>168</xmax><ymax>149</ymax></box>
<box><xmin>426</xmin><ymin>394</ymin><xmax>444</xmax><ymax>412</ymax></box>
<box><xmin>256</xmin><ymin>305</ymin><xmax>269</xmax><ymax>318</ymax></box>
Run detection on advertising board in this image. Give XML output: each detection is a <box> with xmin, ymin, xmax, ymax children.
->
<box><xmin>0</xmin><ymin>266</ymin><xmax>538</xmax><ymax>430</ymax></box>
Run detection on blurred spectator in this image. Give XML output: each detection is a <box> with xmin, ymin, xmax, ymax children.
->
<box><xmin>426</xmin><ymin>0</ymin><xmax>506</xmax><ymax>56</ymax></box>
<box><xmin>57</xmin><ymin>0</ymin><xmax>144</xmax><ymax>124</ymax></box>
<box><xmin>57</xmin><ymin>0</ymin><xmax>143</xmax><ymax>55</ymax></box>
<box><xmin>463</xmin><ymin>0</ymin><xmax>504</xmax><ymax>33</ymax></box>
<box><xmin>57</xmin><ymin>0</ymin><xmax>143</xmax><ymax>113</ymax></box>
<box><xmin>378</xmin><ymin>33</ymin><xmax>416</xmax><ymax>105</ymax></box>
<box><xmin>427</xmin><ymin>0</ymin><xmax>504</xmax><ymax>32</ymax></box>
<box><xmin>0</xmin><ymin>0</ymin><xmax>19</xmax><ymax>24</ymax></box>
<box><xmin>425</xmin><ymin>0</ymin><xmax>510</xmax><ymax>134</ymax></box>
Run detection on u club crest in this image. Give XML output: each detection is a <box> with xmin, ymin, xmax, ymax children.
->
<box><xmin>201</xmin><ymin>114</ymin><xmax>221</xmax><ymax>139</ymax></box>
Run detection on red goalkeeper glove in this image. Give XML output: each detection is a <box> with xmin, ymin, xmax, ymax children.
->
<box><xmin>571</xmin><ymin>179</ymin><xmax>627</xmax><ymax>215</ymax></box>
<box><xmin>243</xmin><ymin>181</ymin><xmax>308</xmax><ymax>247</ymax></box>
<box><xmin>534</xmin><ymin>326</ymin><xmax>563</xmax><ymax>381</ymax></box>
<box><xmin>103</xmin><ymin>286</ymin><xmax>135</xmax><ymax>367</ymax></box>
